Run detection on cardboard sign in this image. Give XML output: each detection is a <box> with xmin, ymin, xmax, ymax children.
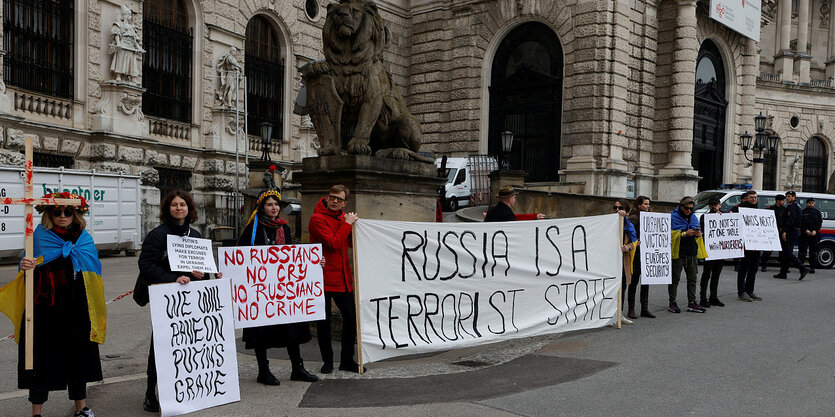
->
<box><xmin>639</xmin><ymin>212</ymin><xmax>672</xmax><ymax>285</ymax></box>
<box><xmin>149</xmin><ymin>279</ymin><xmax>240</xmax><ymax>417</ymax></box>
<box><xmin>218</xmin><ymin>245</ymin><xmax>326</xmax><ymax>329</ymax></box>
<box><xmin>354</xmin><ymin>214</ymin><xmax>622</xmax><ymax>364</ymax></box>
<box><xmin>167</xmin><ymin>235</ymin><xmax>218</xmax><ymax>273</ymax></box>
<box><xmin>738</xmin><ymin>207</ymin><xmax>782</xmax><ymax>251</ymax></box>
<box><xmin>702</xmin><ymin>213</ymin><xmax>745</xmax><ymax>260</ymax></box>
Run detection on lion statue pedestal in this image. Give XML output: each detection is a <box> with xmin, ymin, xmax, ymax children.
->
<box><xmin>295</xmin><ymin>155</ymin><xmax>444</xmax><ymax>241</ymax></box>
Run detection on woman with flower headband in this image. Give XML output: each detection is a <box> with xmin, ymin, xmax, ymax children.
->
<box><xmin>237</xmin><ymin>189</ymin><xmax>319</xmax><ymax>386</ymax></box>
<box><xmin>0</xmin><ymin>192</ymin><xmax>105</xmax><ymax>417</ymax></box>
<box><xmin>137</xmin><ymin>189</ymin><xmax>221</xmax><ymax>412</ymax></box>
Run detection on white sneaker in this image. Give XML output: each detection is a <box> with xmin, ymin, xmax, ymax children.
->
<box><xmin>621</xmin><ymin>317</ymin><xmax>634</xmax><ymax>325</ymax></box>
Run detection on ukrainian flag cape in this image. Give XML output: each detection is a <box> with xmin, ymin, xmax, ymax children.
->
<box><xmin>0</xmin><ymin>225</ymin><xmax>106</xmax><ymax>344</ymax></box>
<box><xmin>670</xmin><ymin>209</ymin><xmax>707</xmax><ymax>260</ymax></box>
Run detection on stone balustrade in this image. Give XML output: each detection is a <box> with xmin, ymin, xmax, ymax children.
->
<box><xmin>148</xmin><ymin>116</ymin><xmax>190</xmax><ymax>140</ymax></box>
<box><xmin>13</xmin><ymin>90</ymin><xmax>72</xmax><ymax>119</ymax></box>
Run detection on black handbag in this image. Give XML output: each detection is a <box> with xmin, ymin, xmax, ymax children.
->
<box><xmin>133</xmin><ymin>273</ymin><xmax>150</xmax><ymax>307</ymax></box>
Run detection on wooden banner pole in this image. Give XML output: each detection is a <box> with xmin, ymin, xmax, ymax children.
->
<box><xmin>23</xmin><ymin>136</ymin><xmax>34</xmax><ymax>369</ymax></box>
<box><xmin>351</xmin><ymin>223</ymin><xmax>363</xmax><ymax>374</ymax></box>
<box><xmin>617</xmin><ymin>215</ymin><xmax>623</xmax><ymax>330</ymax></box>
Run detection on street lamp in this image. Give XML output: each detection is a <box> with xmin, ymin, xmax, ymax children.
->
<box><xmin>501</xmin><ymin>130</ymin><xmax>513</xmax><ymax>169</ymax></box>
<box><xmin>741</xmin><ymin>112</ymin><xmax>780</xmax><ymax>189</ymax></box>
<box><xmin>259</xmin><ymin>122</ymin><xmax>273</xmax><ymax>162</ymax></box>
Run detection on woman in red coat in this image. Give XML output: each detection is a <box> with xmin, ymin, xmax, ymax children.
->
<box><xmin>309</xmin><ymin>184</ymin><xmax>359</xmax><ymax>373</ymax></box>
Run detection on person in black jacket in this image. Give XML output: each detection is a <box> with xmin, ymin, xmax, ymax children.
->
<box><xmin>760</xmin><ymin>194</ymin><xmax>786</xmax><ymax>271</ymax></box>
<box><xmin>237</xmin><ymin>189</ymin><xmax>318</xmax><ymax>386</ymax></box>
<box><xmin>699</xmin><ymin>198</ymin><xmax>725</xmax><ymax>308</ymax></box>
<box><xmin>799</xmin><ymin>198</ymin><xmax>823</xmax><ymax>273</ymax></box>
<box><xmin>137</xmin><ymin>189</ymin><xmax>217</xmax><ymax>412</ymax></box>
<box><xmin>775</xmin><ymin>191</ymin><xmax>808</xmax><ymax>280</ymax></box>
<box><xmin>484</xmin><ymin>186</ymin><xmax>544</xmax><ymax>222</ymax></box>
<box><xmin>730</xmin><ymin>190</ymin><xmax>762</xmax><ymax>301</ymax></box>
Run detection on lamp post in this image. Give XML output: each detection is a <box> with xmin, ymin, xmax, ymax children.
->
<box><xmin>259</xmin><ymin>122</ymin><xmax>273</xmax><ymax>162</ymax></box>
<box><xmin>500</xmin><ymin>130</ymin><xmax>514</xmax><ymax>170</ymax></box>
<box><xmin>741</xmin><ymin>112</ymin><xmax>779</xmax><ymax>190</ymax></box>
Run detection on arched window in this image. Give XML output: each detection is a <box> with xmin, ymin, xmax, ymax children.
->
<box><xmin>489</xmin><ymin>22</ymin><xmax>563</xmax><ymax>182</ymax></box>
<box><xmin>762</xmin><ymin>150</ymin><xmax>778</xmax><ymax>190</ymax></box>
<box><xmin>245</xmin><ymin>15</ymin><xmax>283</xmax><ymax>140</ymax></box>
<box><xmin>803</xmin><ymin>137</ymin><xmax>828</xmax><ymax>193</ymax></box>
<box><xmin>143</xmin><ymin>0</ymin><xmax>192</xmax><ymax>123</ymax></box>
<box><xmin>2</xmin><ymin>0</ymin><xmax>74</xmax><ymax>98</ymax></box>
<box><xmin>692</xmin><ymin>40</ymin><xmax>727</xmax><ymax>191</ymax></box>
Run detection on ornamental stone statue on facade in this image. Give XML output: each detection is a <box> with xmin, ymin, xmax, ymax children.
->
<box><xmin>216</xmin><ymin>47</ymin><xmax>242</xmax><ymax>108</ymax></box>
<box><xmin>109</xmin><ymin>4</ymin><xmax>144</xmax><ymax>84</ymax></box>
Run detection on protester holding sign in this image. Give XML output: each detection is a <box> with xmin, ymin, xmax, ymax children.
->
<box><xmin>627</xmin><ymin>196</ymin><xmax>655</xmax><ymax>319</ymax></box>
<box><xmin>730</xmin><ymin>190</ymin><xmax>762</xmax><ymax>301</ymax></box>
<box><xmin>614</xmin><ymin>199</ymin><xmax>636</xmax><ymax>324</ymax></box>
<box><xmin>698</xmin><ymin>198</ymin><xmax>725</xmax><ymax>308</ymax></box>
<box><xmin>137</xmin><ymin>189</ymin><xmax>214</xmax><ymax>412</ymax></box>
<box><xmin>0</xmin><ymin>193</ymin><xmax>104</xmax><ymax>417</ymax></box>
<box><xmin>484</xmin><ymin>186</ymin><xmax>545</xmax><ymax>222</ymax></box>
<box><xmin>310</xmin><ymin>185</ymin><xmax>360</xmax><ymax>373</ymax></box>
<box><xmin>669</xmin><ymin>197</ymin><xmax>707</xmax><ymax>314</ymax></box>
<box><xmin>760</xmin><ymin>194</ymin><xmax>786</xmax><ymax>272</ymax></box>
<box><xmin>237</xmin><ymin>189</ymin><xmax>319</xmax><ymax>385</ymax></box>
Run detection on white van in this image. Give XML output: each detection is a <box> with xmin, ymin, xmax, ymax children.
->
<box><xmin>435</xmin><ymin>156</ymin><xmax>498</xmax><ymax>211</ymax></box>
<box><xmin>694</xmin><ymin>188</ymin><xmax>835</xmax><ymax>268</ymax></box>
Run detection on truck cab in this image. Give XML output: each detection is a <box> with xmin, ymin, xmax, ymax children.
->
<box><xmin>436</xmin><ymin>156</ymin><xmax>498</xmax><ymax>212</ymax></box>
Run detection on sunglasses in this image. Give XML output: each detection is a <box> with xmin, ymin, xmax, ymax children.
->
<box><xmin>682</xmin><ymin>206</ymin><xmax>694</xmax><ymax>211</ymax></box>
<box><xmin>51</xmin><ymin>208</ymin><xmax>74</xmax><ymax>218</ymax></box>
<box><xmin>613</xmin><ymin>205</ymin><xmax>623</xmax><ymax>211</ymax></box>
<box><xmin>327</xmin><ymin>195</ymin><xmax>346</xmax><ymax>203</ymax></box>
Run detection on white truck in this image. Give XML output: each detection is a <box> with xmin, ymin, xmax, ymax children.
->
<box><xmin>435</xmin><ymin>156</ymin><xmax>498</xmax><ymax>211</ymax></box>
<box><xmin>0</xmin><ymin>167</ymin><xmax>142</xmax><ymax>259</ymax></box>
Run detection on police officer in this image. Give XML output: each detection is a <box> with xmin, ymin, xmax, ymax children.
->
<box><xmin>799</xmin><ymin>197</ymin><xmax>822</xmax><ymax>274</ymax></box>
<box><xmin>775</xmin><ymin>190</ymin><xmax>808</xmax><ymax>280</ymax></box>
<box><xmin>760</xmin><ymin>194</ymin><xmax>787</xmax><ymax>272</ymax></box>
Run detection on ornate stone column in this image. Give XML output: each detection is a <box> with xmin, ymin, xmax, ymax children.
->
<box><xmin>797</xmin><ymin>0</ymin><xmax>811</xmax><ymax>83</ymax></box>
<box><xmin>775</xmin><ymin>0</ymin><xmax>794</xmax><ymax>80</ymax></box>
<box><xmin>827</xmin><ymin>0</ymin><xmax>835</xmax><ymax>79</ymax></box>
<box><xmin>657</xmin><ymin>0</ymin><xmax>700</xmax><ymax>198</ymax></box>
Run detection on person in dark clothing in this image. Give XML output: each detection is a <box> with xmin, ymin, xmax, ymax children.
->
<box><xmin>484</xmin><ymin>186</ymin><xmax>545</xmax><ymax>222</ymax></box>
<box><xmin>238</xmin><ymin>189</ymin><xmax>319</xmax><ymax>385</ymax></box>
<box><xmin>775</xmin><ymin>190</ymin><xmax>808</xmax><ymax>280</ymax></box>
<box><xmin>799</xmin><ymin>198</ymin><xmax>823</xmax><ymax>274</ymax></box>
<box><xmin>669</xmin><ymin>196</ymin><xmax>705</xmax><ymax>313</ymax></box>
<box><xmin>699</xmin><ymin>198</ymin><xmax>725</xmax><ymax>308</ymax></box>
<box><xmin>615</xmin><ymin>199</ymin><xmax>636</xmax><ymax>324</ymax></box>
<box><xmin>309</xmin><ymin>185</ymin><xmax>360</xmax><ymax>374</ymax></box>
<box><xmin>627</xmin><ymin>195</ymin><xmax>655</xmax><ymax>319</ymax></box>
<box><xmin>8</xmin><ymin>193</ymin><xmax>103</xmax><ymax>417</ymax></box>
<box><xmin>137</xmin><ymin>189</ymin><xmax>218</xmax><ymax>412</ymax></box>
<box><xmin>760</xmin><ymin>194</ymin><xmax>786</xmax><ymax>272</ymax></box>
<box><xmin>731</xmin><ymin>190</ymin><xmax>762</xmax><ymax>301</ymax></box>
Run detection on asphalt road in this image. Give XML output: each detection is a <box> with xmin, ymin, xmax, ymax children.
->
<box><xmin>0</xmin><ymin>256</ymin><xmax>832</xmax><ymax>416</ymax></box>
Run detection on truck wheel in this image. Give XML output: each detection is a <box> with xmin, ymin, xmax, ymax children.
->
<box><xmin>447</xmin><ymin>198</ymin><xmax>458</xmax><ymax>212</ymax></box>
<box><xmin>816</xmin><ymin>243</ymin><xmax>834</xmax><ymax>269</ymax></box>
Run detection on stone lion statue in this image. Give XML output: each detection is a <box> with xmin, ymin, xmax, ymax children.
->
<box><xmin>301</xmin><ymin>0</ymin><xmax>432</xmax><ymax>163</ymax></box>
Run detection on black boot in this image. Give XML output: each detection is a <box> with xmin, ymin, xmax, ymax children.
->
<box><xmin>143</xmin><ymin>393</ymin><xmax>160</xmax><ymax>412</ymax></box>
<box><xmin>255</xmin><ymin>348</ymin><xmax>280</xmax><ymax>386</ymax></box>
<box><xmin>291</xmin><ymin>362</ymin><xmax>319</xmax><ymax>382</ymax></box>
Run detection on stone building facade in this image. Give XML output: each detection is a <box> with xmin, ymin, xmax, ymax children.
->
<box><xmin>0</xmin><ymin>0</ymin><xmax>830</xmax><ymax>239</ymax></box>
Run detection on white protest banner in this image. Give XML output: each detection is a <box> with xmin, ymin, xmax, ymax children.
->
<box><xmin>354</xmin><ymin>214</ymin><xmax>621</xmax><ymax>364</ymax></box>
<box><xmin>218</xmin><ymin>245</ymin><xmax>326</xmax><ymax>329</ymax></box>
<box><xmin>710</xmin><ymin>0</ymin><xmax>761</xmax><ymax>42</ymax></box>
<box><xmin>639</xmin><ymin>211</ymin><xmax>672</xmax><ymax>285</ymax></box>
<box><xmin>167</xmin><ymin>235</ymin><xmax>218</xmax><ymax>273</ymax></box>
<box><xmin>703</xmin><ymin>213</ymin><xmax>745</xmax><ymax>260</ymax></box>
<box><xmin>738</xmin><ymin>207</ymin><xmax>782</xmax><ymax>251</ymax></box>
<box><xmin>149</xmin><ymin>279</ymin><xmax>240</xmax><ymax>417</ymax></box>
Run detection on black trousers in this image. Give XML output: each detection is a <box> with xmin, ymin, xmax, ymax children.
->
<box><xmin>798</xmin><ymin>234</ymin><xmax>821</xmax><ymax>268</ymax></box>
<box><xmin>146</xmin><ymin>336</ymin><xmax>156</xmax><ymax>397</ymax></box>
<box><xmin>737</xmin><ymin>250</ymin><xmax>759</xmax><ymax>296</ymax></box>
<box><xmin>627</xmin><ymin>273</ymin><xmax>649</xmax><ymax>312</ymax></box>
<box><xmin>255</xmin><ymin>344</ymin><xmax>303</xmax><ymax>370</ymax></box>
<box><xmin>780</xmin><ymin>229</ymin><xmax>805</xmax><ymax>273</ymax></box>
<box><xmin>316</xmin><ymin>291</ymin><xmax>356</xmax><ymax>365</ymax></box>
<box><xmin>29</xmin><ymin>382</ymin><xmax>86</xmax><ymax>404</ymax></box>
<box><xmin>700</xmin><ymin>260</ymin><xmax>723</xmax><ymax>300</ymax></box>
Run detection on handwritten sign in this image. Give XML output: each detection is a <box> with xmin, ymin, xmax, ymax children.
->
<box><xmin>738</xmin><ymin>207</ymin><xmax>782</xmax><ymax>251</ymax></box>
<box><xmin>218</xmin><ymin>245</ymin><xmax>325</xmax><ymax>329</ymax></box>
<box><xmin>167</xmin><ymin>235</ymin><xmax>218</xmax><ymax>273</ymax></box>
<box><xmin>703</xmin><ymin>213</ymin><xmax>745</xmax><ymax>260</ymax></box>
<box><xmin>639</xmin><ymin>211</ymin><xmax>672</xmax><ymax>285</ymax></box>
<box><xmin>149</xmin><ymin>279</ymin><xmax>240</xmax><ymax>417</ymax></box>
<box><xmin>354</xmin><ymin>214</ymin><xmax>622</xmax><ymax>364</ymax></box>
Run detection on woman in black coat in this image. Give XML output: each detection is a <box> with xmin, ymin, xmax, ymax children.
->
<box><xmin>137</xmin><ymin>189</ymin><xmax>214</xmax><ymax>412</ymax></box>
<box><xmin>237</xmin><ymin>189</ymin><xmax>318</xmax><ymax>385</ymax></box>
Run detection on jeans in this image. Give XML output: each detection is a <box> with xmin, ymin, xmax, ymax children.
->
<box><xmin>700</xmin><ymin>260</ymin><xmax>723</xmax><ymax>300</ymax></box>
<box><xmin>670</xmin><ymin>256</ymin><xmax>698</xmax><ymax>304</ymax></box>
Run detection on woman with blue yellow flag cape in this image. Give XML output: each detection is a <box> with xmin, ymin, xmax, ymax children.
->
<box><xmin>0</xmin><ymin>192</ymin><xmax>104</xmax><ymax>417</ymax></box>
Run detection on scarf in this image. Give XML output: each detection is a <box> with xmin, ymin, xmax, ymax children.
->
<box><xmin>165</xmin><ymin>218</ymin><xmax>191</xmax><ymax>236</ymax></box>
<box><xmin>255</xmin><ymin>214</ymin><xmax>287</xmax><ymax>245</ymax></box>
